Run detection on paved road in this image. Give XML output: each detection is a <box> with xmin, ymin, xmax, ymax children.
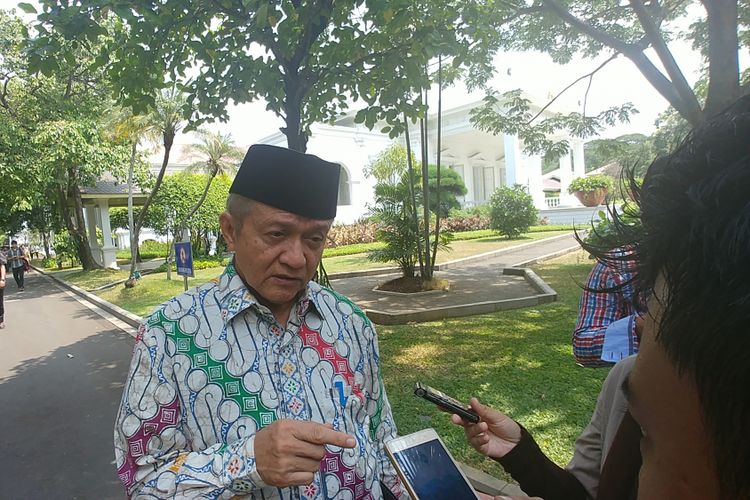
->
<box><xmin>0</xmin><ymin>270</ymin><xmax>134</xmax><ymax>499</ymax></box>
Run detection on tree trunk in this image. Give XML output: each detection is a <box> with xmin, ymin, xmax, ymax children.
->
<box><xmin>132</xmin><ymin>128</ymin><xmax>176</xmax><ymax>264</ymax></box>
<box><xmin>57</xmin><ymin>181</ymin><xmax>100</xmax><ymax>271</ymax></box>
<box><xmin>702</xmin><ymin>0</ymin><xmax>741</xmax><ymax>116</ymax></box>
<box><xmin>128</xmin><ymin>141</ymin><xmax>138</xmax><ymax>278</ymax></box>
<box><xmin>42</xmin><ymin>231</ymin><xmax>50</xmax><ymax>259</ymax></box>
<box><xmin>181</xmin><ymin>170</ymin><xmax>217</xmax><ymax>240</ymax></box>
<box><xmin>282</xmin><ymin>80</ymin><xmax>308</xmax><ymax>152</ymax></box>
<box><xmin>431</xmin><ymin>57</ymin><xmax>444</xmax><ymax>272</ymax></box>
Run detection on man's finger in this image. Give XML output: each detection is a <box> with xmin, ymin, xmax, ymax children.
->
<box><xmin>292</xmin><ymin>421</ymin><xmax>356</xmax><ymax>448</ymax></box>
<box><xmin>283</xmin><ymin>471</ymin><xmax>316</xmax><ymax>487</ymax></box>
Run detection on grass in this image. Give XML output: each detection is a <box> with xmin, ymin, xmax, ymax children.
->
<box><xmin>378</xmin><ymin>251</ymin><xmax>607</xmax><ymax>480</ymax></box>
<box><xmin>63</xmin><ymin>268</ymin><xmax>129</xmax><ymax>289</ymax></box>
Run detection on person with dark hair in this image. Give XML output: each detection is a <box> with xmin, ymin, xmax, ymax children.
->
<box><xmin>454</xmin><ymin>94</ymin><xmax>750</xmax><ymax>500</ymax></box>
<box><xmin>114</xmin><ymin>145</ymin><xmax>405</xmax><ymax>499</ymax></box>
<box><xmin>0</xmin><ymin>249</ymin><xmax>6</xmax><ymax>328</ymax></box>
<box><xmin>6</xmin><ymin>240</ymin><xmax>26</xmax><ymax>291</ymax></box>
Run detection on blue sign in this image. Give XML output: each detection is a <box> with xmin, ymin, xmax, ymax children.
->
<box><xmin>175</xmin><ymin>242</ymin><xmax>194</xmax><ymax>277</ymax></box>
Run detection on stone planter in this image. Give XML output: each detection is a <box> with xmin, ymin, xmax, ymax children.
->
<box><xmin>574</xmin><ymin>188</ymin><xmax>608</xmax><ymax>207</ymax></box>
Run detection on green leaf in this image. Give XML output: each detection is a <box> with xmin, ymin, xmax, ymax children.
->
<box><xmin>17</xmin><ymin>2</ymin><xmax>37</xmax><ymax>14</ymax></box>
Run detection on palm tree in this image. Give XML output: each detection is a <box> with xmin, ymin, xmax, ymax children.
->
<box><xmin>180</xmin><ymin>130</ymin><xmax>244</xmax><ymax>240</ymax></box>
<box><xmin>110</xmin><ymin>90</ymin><xmax>187</xmax><ymax>279</ymax></box>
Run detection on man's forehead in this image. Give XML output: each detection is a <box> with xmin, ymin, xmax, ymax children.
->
<box><xmin>251</xmin><ymin>201</ymin><xmax>332</xmax><ymax>228</ymax></box>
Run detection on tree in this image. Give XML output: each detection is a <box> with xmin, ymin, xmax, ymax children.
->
<box><xmin>584</xmin><ymin>133</ymin><xmax>655</xmax><ymax>173</ymax></box>
<box><xmin>470</xmin><ymin>1</ymin><xmax>748</xmax><ymax>155</ymax></box>
<box><xmin>30</xmin><ymin>0</ymin><xmax>473</xmax><ymax>153</ymax></box>
<box><xmin>181</xmin><ymin>130</ymin><xmax>243</xmax><ymax>233</ymax></box>
<box><xmin>364</xmin><ymin>143</ymin><xmax>410</xmax><ymax>185</ymax></box>
<box><xmin>426</xmin><ymin>164</ymin><xmax>467</xmax><ymax>218</ymax></box>
<box><xmin>0</xmin><ymin>10</ymin><xmax>131</xmax><ymax>270</ymax></box>
<box><xmin>109</xmin><ymin>90</ymin><xmax>187</xmax><ymax>277</ymax></box>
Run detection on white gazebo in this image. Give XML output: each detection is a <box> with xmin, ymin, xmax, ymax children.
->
<box><xmin>80</xmin><ymin>179</ymin><xmax>147</xmax><ymax>269</ymax></box>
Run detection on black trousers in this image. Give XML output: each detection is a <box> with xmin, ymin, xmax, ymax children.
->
<box><xmin>12</xmin><ymin>266</ymin><xmax>24</xmax><ymax>288</ymax></box>
<box><xmin>0</xmin><ymin>286</ymin><xmax>4</xmax><ymax>322</ymax></box>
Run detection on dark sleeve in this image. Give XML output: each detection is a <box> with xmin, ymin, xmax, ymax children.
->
<box><xmin>497</xmin><ymin>425</ymin><xmax>589</xmax><ymax>500</ymax></box>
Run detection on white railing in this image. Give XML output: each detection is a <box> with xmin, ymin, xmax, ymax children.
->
<box><xmin>545</xmin><ymin>196</ymin><xmax>561</xmax><ymax>208</ymax></box>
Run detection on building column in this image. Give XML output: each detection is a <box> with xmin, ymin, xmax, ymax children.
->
<box><xmin>97</xmin><ymin>200</ymin><xmax>118</xmax><ymax>269</ymax></box>
<box><xmin>84</xmin><ymin>205</ymin><xmax>103</xmax><ymax>266</ymax></box>
<box><xmin>558</xmin><ymin>151</ymin><xmax>579</xmax><ymax>206</ymax></box>
<box><xmin>525</xmin><ymin>154</ymin><xmax>546</xmax><ymax>210</ymax></box>
<box><xmin>573</xmin><ymin>141</ymin><xmax>586</xmax><ymax>179</ymax></box>
<box><xmin>503</xmin><ymin>133</ymin><xmax>525</xmax><ymax>187</ymax></box>
<box><xmin>462</xmin><ymin>156</ymin><xmax>475</xmax><ymax>204</ymax></box>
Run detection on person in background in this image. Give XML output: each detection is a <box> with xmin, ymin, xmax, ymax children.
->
<box><xmin>0</xmin><ymin>249</ymin><xmax>6</xmax><ymax>328</ymax></box>
<box><xmin>572</xmin><ymin>249</ymin><xmax>645</xmax><ymax>367</ymax></box>
<box><xmin>6</xmin><ymin>240</ymin><xmax>27</xmax><ymax>291</ymax></box>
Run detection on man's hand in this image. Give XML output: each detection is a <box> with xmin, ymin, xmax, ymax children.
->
<box><xmin>254</xmin><ymin>420</ymin><xmax>356</xmax><ymax>487</ymax></box>
<box><xmin>451</xmin><ymin>398</ymin><xmax>522</xmax><ymax>459</ymax></box>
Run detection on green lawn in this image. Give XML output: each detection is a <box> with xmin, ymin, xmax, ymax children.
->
<box><xmin>378</xmin><ymin>251</ymin><xmax>607</xmax><ymax>479</ymax></box>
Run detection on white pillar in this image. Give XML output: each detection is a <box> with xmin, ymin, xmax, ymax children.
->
<box><xmin>503</xmin><ymin>133</ymin><xmax>525</xmax><ymax>187</ymax></box>
<box><xmin>97</xmin><ymin>200</ymin><xmax>118</xmax><ymax>269</ymax></box>
<box><xmin>84</xmin><ymin>205</ymin><xmax>103</xmax><ymax>266</ymax></box>
<box><xmin>573</xmin><ymin>141</ymin><xmax>586</xmax><ymax>179</ymax></box>
<box><xmin>558</xmin><ymin>151</ymin><xmax>579</xmax><ymax>206</ymax></box>
<box><xmin>462</xmin><ymin>157</ymin><xmax>476</xmax><ymax>204</ymax></box>
<box><xmin>525</xmin><ymin>154</ymin><xmax>546</xmax><ymax>210</ymax></box>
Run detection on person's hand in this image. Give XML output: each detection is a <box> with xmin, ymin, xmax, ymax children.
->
<box><xmin>0</xmin><ymin>279</ymin><xmax>5</xmax><ymax>289</ymax></box>
<box><xmin>451</xmin><ymin>398</ymin><xmax>522</xmax><ymax>459</ymax></box>
<box><xmin>254</xmin><ymin>419</ymin><xmax>356</xmax><ymax>487</ymax></box>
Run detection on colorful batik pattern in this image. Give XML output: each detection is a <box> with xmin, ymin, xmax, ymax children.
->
<box><xmin>114</xmin><ymin>262</ymin><xmax>404</xmax><ymax>499</ymax></box>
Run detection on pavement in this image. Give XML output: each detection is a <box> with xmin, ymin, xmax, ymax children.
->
<box><xmin>0</xmin><ymin>234</ymin><xmax>581</xmax><ymax>498</ymax></box>
<box><xmin>0</xmin><ymin>271</ymin><xmax>134</xmax><ymax>499</ymax></box>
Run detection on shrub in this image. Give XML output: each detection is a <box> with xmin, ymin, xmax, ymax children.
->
<box><xmin>153</xmin><ymin>256</ymin><xmax>228</xmax><ymax>273</ymax></box>
<box><xmin>567</xmin><ymin>174</ymin><xmax>614</xmax><ymax>194</ymax></box>
<box><xmin>327</xmin><ymin>221</ymin><xmax>377</xmax><ymax>246</ymax></box>
<box><xmin>489</xmin><ymin>185</ymin><xmax>539</xmax><ymax>238</ymax></box>
<box><xmin>440</xmin><ymin>213</ymin><xmax>491</xmax><ymax>232</ymax></box>
<box><xmin>41</xmin><ymin>257</ymin><xmax>57</xmax><ymax>269</ymax></box>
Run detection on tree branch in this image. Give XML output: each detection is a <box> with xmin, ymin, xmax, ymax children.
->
<box><xmin>629</xmin><ymin>0</ymin><xmax>702</xmax><ymax>120</ymax></box>
<box><xmin>528</xmin><ymin>53</ymin><xmax>619</xmax><ymax>124</ymax></box>
<box><xmin>542</xmin><ymin>0</ymin><xmax>700</xmax><ymax>125</ymax></box>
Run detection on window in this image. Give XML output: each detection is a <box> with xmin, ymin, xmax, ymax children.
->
<box><xmin>338</xmin><ymin>165</ymin><xmax>351</xmax><ymax>205</ymax></box>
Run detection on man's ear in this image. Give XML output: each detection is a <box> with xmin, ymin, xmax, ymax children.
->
<box><xmin>219</xmin><ymin>212</ymin><xmax>237</xmax><ymax>252</ymax></box>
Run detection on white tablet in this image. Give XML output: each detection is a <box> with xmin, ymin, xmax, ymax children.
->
<box><xmin>385</xmin><ymin>428</ymin><xmax>480</xmax><ymax>500</ymax></box>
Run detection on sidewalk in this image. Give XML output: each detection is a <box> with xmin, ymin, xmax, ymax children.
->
<box><xmin>0</xmin><ymin>270</ymin><xmax>133</xmax><ymax>499</ymax></box>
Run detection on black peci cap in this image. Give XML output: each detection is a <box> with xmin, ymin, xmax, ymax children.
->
<box><xmin>230</xmin><ymin>144</ymin><xmax>340</xmax><ymax>220</ymax></box>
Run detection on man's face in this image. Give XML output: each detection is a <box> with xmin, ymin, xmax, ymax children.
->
<box><xmin>220</xmin><ymin>201</ymin><xmax>330</xmax><ymax>321</ymax></box>
<box><xmin>628</xmin><ymin>285</ymin><xmax>720</xmax><ymax>499</ymax></box>
<box><xmin>11</xmin><ymin>243</ymin><xmax>17</xmax><ymax>250</ymax></box>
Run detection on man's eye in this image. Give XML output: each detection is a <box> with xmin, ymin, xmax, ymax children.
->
<box><xmin>269</xmin><ymin>231</ymin><xmax>284</xmax><ymax>238</ymax></box>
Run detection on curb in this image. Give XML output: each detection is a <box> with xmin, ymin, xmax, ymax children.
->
<box><xmin>365</xmin><ymin>267</ymin><xmax>557</xmax><ymax>325</ymax></box>
<box><xmin>32</xmin><ymin>266</ymin><xmax>143</xmax><ymax>329</ymax></box>
<box><xmin>329</xmin><ymin>232</ymin><xmax>573</xmax><ymax>280</ymax></box>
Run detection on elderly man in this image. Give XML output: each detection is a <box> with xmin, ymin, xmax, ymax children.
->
<box><xmin>115</xmin><ymin>145</ymin><xmax>404</xmax><ymax>499</ymax></box>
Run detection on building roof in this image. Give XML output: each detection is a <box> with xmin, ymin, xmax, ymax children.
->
<box><xmin>80</xmin><ymin>178</ymin><xmax>148</xmax><ymax>207</ymax></box>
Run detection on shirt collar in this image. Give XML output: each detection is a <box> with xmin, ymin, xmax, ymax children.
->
<box><xmin>216</xmin><ymin>261</ymin><xmax>321</xmax><ymax>325</ymax></box>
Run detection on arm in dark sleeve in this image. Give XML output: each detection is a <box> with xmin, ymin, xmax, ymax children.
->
<box><xmin>497</xmin><ymin>425</ymin><xmax>589</xmax><ymax>500</ymax></box>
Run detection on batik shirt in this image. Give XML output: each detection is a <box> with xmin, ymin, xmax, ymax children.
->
<box><xmin>114</xmin><ymin>262</ymin><xmax>404</xmax><ymax>499</ymax></box>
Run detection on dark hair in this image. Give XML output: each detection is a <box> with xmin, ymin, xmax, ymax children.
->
<box><xmin>581</xmin><ymin>95</ymin><xmax>750</xmax><ymax>498</ymax></box>
<box><xmin>10</xmin><ymin>240</ymin><xmax>17</xmax><ymax>245</ymax></box>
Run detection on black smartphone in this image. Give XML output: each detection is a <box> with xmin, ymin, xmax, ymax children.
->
<box><xmin>414</xmin><ymin>382</ymin><xmax>480</xmax><ymax>423</ymax></box>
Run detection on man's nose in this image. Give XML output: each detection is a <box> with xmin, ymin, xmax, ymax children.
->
<box><xmin>279</xmin><ymin>238</ymin><xmax>306</xmax><ymax>269</ymax></box>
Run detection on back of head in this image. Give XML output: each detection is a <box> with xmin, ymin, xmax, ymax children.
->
<box><xmin>591</xmin><ymin>95</ymin><xmax>750</xmax><ymax>497</ymax></box>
